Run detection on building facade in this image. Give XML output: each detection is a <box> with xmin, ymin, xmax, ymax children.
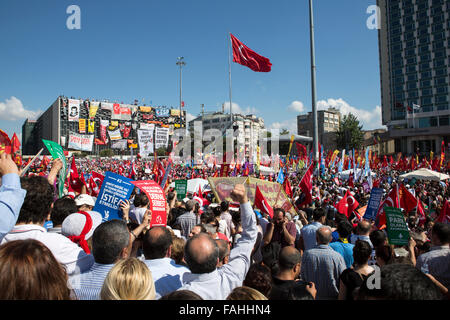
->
<box><xmin>297</xmin><ymin>107</ymin><xmax>341</xmax><ymax>150</ymax></box>
<box><xmin>377</xmin><ymin>0</ymin><xmax>450</xmax><ymax>155</ymax></box>
<box><xmin>22</xmin><ymin>96</ymin><xmax>186</xmax><ymax>156</ymax></box>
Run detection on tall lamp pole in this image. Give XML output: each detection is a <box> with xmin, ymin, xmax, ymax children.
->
<box><xmin>309</xmin><ymin>0</ymin><xmax>319</xmax><ymax>162</ymax></box>
<box><xmin>176</xmin><ymin>57</ymin><xmax>186</xmax><ymax>127</ymax></box>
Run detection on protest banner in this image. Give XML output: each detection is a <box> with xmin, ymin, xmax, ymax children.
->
<box><xmin>111</xmin><ymin>139</ymin><xmax>128</xmax><ymax>150</ymax></box>
<box><xmin>155</xmin><ymin>127</ymin><xmax>169</xmax><ymax>149</ymax></box>
<box><xmin>132</xmin><ymin>180</ymin><xmax>167</xmax><ymax>227</ymax></box>
<box><xmin>42</xmin><ymin>139</ymin><xmax>67</xmax><ymax>198</ymax></box>
<box><xmin>208</xmin><ymin>177</ymin><xmax>296</xmax><ymax>215</ymax></box>
<box><xmin>93</xmin><ymin>172</ymin><xmax>135</xmax><ymax>221</ymax></box>
<box><xmin>364</xmin><ymin>187</ymin><xmax>384</xmax><ymax>221</ymax></box>
<box><xmin>68</xmin><ymin>99</ymin><xmax>80</xmax><ymax>122</ymax></box>
<box><xmin>174</xmin><ymin>179</ymin><xmax>188</xmax><ymax>200</ymax></box>
<box><xmin>108</xmin><ymin>128</ymin><xmax>122</xmax><ymax>141</ymax></box>
<box><xmin>385</xmin><ymin>206</ymin><xmax>410</xmax><ymax>246</ymax></box>
<box><xmin>79</xmin><ymin>119</ymin><xmax>86</xmax><ymax>133</ymax></box>
<box><xmin>137</xmin><ymin>129</ymin><xmax>154</xmax><ymax>157</ymax></box>
<box><xmin>68</xmin><ymin>132</ymin><xmax>94</xmax><ymax>152</ymax></box>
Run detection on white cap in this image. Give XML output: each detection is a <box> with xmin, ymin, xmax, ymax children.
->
<box><xmin>62</xmin><ymin>211</ymin><xmax>103</xmax><ymax>240</ymax></box>
<box><xmin>75</xmin><ymin>194</ymin><xmax>96</xmax><ymax>207</ymax></box>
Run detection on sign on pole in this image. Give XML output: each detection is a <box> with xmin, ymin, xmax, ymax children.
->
<box><xmin>174</xmin><ymin>179</ymin><xmax>188</xmax><ymax>201</ymax></box>
<box><xmin>385</xmin><ymin>206</ymin><xmax>410</xmax><ymax>246</ymax></box>
<box><xmin>132</xmin><ymin>180</ymin><xmax>167</xmax><ymax>227</ymax></box>
<box><xmin>93</xmin><ymin>171</ymin><xmax>135</xmax><ymax>222</ymax></box>
<box><xmin>363</xmin><ymin>187</ymin><xmax>384</xmax><ymax>221</ymax></box>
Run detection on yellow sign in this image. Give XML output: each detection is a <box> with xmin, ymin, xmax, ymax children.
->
<box><xmin>171</xmin><ymin>109</ymin><xmax>181</xmax><ymax>116</ymax></box>
<box><xmin>139</xmin><ymin>106</ymin><xmax>152</xmax><ymax>113</ymax></box>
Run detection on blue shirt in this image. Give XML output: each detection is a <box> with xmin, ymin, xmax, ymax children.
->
<box><xmin>144</xmin><ymin>257</ymin><xmax>190</xmax><ymax>299</ymax></box>
<box><xmin>300</xmin><ymin>222</ymin><xmax>323</xmax><ymax>251</ymax></box>
<box><xmin>69</xmin><ymin>262</ymin><xmax>114</xmax><ymax>300</ymax></box>
<box><xmin>330</xmin><ymin>240</ymin><xmax>355</xmax><ymax>268</ymax></box>
<box><xmin>0</xmin><ymin>173</ymin><xmax>26</xmax><ymax>242</ymax></box>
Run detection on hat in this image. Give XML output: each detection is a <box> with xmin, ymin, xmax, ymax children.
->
<box><xmin>62</xmin><ymin>211</ymin><xmax>103</xmax><ymax>254</ymax></box>
<box><xmin>75</xmin><ymin>194</ymin><xmax>96</xmax><ymax>207</ymax></box>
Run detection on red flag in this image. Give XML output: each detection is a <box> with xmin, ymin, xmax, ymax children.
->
<box><xmin>417</xmin><ymin>199</ymin><xmax>426</xmax><ymax>226</ymax></box>
<box><xmin>11</xmin><ymin>133</ymin><xmax>20</xmax><ymax>154</ymax></box>
<box><xmin>436</xmin><ymin>200</ymin><xmax>450</xmax><ymax>224</ymax></box>
<box><xmin>230</xmin><ymin>33</ymin><xmax>272</xmax><ymax>72</ymax></box>
<box><xmin>0</xmin><ymin>129</ymin><xmax>11</xmax><ymax>154</ymax></box>
<box><xmin>376</xmin><ymin>185</ymin><xmax>400</xmax><ymax>228</ymax></box>
<box><xmin>399</xmin><ymin>184</ymin><xmax>418</xmax><ymax>214</ymax></box>
<box><xmin>295</xmin><ymin>143</ymin><xmax>307</xmax><ymax>160</ymax></box>
<box><xmin>298</xmin><ymin>162</ymin><xmax>314</xmax><ymax>208</ymax></box>
<box><xmin>91</xmin><ymin>171</ymin><xmax>105</xmax><ymax>193</ymax></box>
<box><xmin>336</xmin><ymin>190</ymin><xmax>359</xmax><ymax>218</ymax></box>
<box><xmin>283</xmin><ymin>178</ymin><xmax>293</xmax><ymax>198</ymax></box>
<box><xmin>254</xmin><ymin>185</ymin><xmax>274</xmax><ymax>219</ymax></box>
<box><xmin>69</xmin><ymin>157</ymin><xmax>84</xmax><ymax>193</ymax></box>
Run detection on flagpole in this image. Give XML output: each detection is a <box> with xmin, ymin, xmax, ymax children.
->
<box><xmin>228</xmin><ymin>32</ymin><xmax>233</xmax><ymax>126</ymax></box>
<box><xmin>309</xmin><ymin>0</ymin><xmax>319</xmax><ymax>163</ymax></box>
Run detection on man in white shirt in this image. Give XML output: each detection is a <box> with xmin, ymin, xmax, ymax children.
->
<box><xmin>1</xmin><ymin>176</ymin><xmax>93</xmax><ymax>276</ymax></box>
<box><xmin>179</xmin><ymin>184</ymin><xmax>257</xmax><ymax>300</ymax></box>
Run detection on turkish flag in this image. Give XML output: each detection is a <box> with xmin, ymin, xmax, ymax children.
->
<box><xmin>336</xmin><ymin>190</ymin><xmax>359</xmax><ymax>218</ymax></box>
<box><xmin>283</xmin><ymin>178</ymin><xmax>293</xmax><ymax>198</ymax></box>
<box><xmin>91</xmin><ymin>171</ymin><xmax>105</xmax><ymax>196</ymax></box>
<box><xmin>69</xmin><ymin>157</ymin><xmax>84</xmax><ymax>193</ymax></box>
<box><xmin>254</xmin><ymin>185</ymin><xmax>274</xmax><ymax>218</ymax></box>
<box><xmin>399</xmin><ymin>184</ymin><xmax>418</xmax><ymax>213</ymax></box>
<box><xmin>0</xmin><ymin>129</ymin><xmax>11</xmax><ymax>154</ymax></box>
<box><xmin>11</xmin><ymin>133</ymin><xmax>20</xmax><ymax>154</ymax></box>
<box><xmin>298</xmin><ymin>162</ymin><xmax>315</xmax><ymax>208</ymax></box>
<box><xmin>230</xmin><ymin>33</ymin><xmax>272</xmax><ymax>72</ymax></box>
<box><xmin>376</xmin><ymin>185</ymin><xmax>399</xmax><ymax>228</ymax></box>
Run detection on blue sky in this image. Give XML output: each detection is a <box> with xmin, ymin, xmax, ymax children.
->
<box><xmin>0</xmin><ymin>0</ymin><xmax>382</xmax><ymax>142</ymax></box>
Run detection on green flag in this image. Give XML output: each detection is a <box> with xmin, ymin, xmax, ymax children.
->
<box><xmin>385</xmin><ymin>206</ymin><xmax>410</xmax><ymax>246</ymax></box>
<box><xmin>42</xmin><ymin>139</ymin><xmax>67</xmax><ymax>198</ymax></box>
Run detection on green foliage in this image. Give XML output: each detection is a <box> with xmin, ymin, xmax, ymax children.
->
<box><xmin>335</xmin><ymin>113</ymin><xmax>364</xmax><ymax>150</ymax></box>
<box><xmin>99</xmin><ymin>149</ymin><xmax>114</xmax><ymax>157</ymax></box>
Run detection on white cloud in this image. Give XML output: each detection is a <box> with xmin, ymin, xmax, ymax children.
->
<box><xmin>316</xmin><ymin>98</ymin><xmax>384</xmax><ymax>130</ymax></box>
<box><xmin>287</xmin><ymin>101</ymin><xmax>305</xmax><ymax>113</ymax></box>
<box><xmin>222</xmin><ymin>102</ymin><xmax>258</xmax><ymax>115</ymax></box>
<box><xmin>0</xmin><ymin>96</ymin><xmax>41</xmax><ymax>121</ymax></box>
<box><xmin>186</xmin><ymin>112</ymin><xmax>196</xmax><ymax>123</ymax></box>
<box><xmin>268</xmin><ymin>119</ymin><xmax>298</xmax><ymax>135</ymax></box>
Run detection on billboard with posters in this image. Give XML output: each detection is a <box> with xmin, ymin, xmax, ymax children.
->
<box><xmin>207</xmin><ymin>177</ymin><xmax>296</xmax><ymax>215</ymax></box>
<box><xmin>132</xmin><ymin>180</ymin><xmax>167</xmax><ymax>227</ymax></box>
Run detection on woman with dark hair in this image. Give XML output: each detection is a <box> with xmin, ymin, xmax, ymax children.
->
<box><xmin>0</xmin><ymin>239</ymin><xmax>72</xmax><ymax>299</ymax></box>
<box><xmin>338</xmin><ymin>240</ymin><xmax>375</xmax><ymax>300</ymax></box>
<box><xmin>243</xmin><ymin>263</ymin><xmax>273</xmax><ymax>298</ymax></box>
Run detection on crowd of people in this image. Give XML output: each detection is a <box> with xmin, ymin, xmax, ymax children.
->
<box><xmin>0</xmin><ymin>150</ymin><xmax>449</xmax><ymax>301</ymax></box>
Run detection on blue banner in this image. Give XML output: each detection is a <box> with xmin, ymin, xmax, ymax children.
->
<box><xmin>93</xmin><ymin>171</ymin><xmax>135</xmax><ymax>221</ymax></box>
<box><xmin>363</xmin><ymin>187</ymin><xmax>384</xmax><ymax>221</ymax></box>
<box><xmin>277</xmin><ymin>169</ymin><xmax>285</xmax><ymax>184</ymax></box>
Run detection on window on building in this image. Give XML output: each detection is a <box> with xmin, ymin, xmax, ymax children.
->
<box><xmin>439</xmin><ymin>115</ymin><xmax>449</xmax><ymax>126</ymax></box>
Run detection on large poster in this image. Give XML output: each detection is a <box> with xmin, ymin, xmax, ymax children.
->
<box><xmin>155</xmin><ymin>127</ymin><xmax>169</xmax><ymax>149</ymax></box>
<box><xmin>208</xmin><ymin>177</ymin><xmax>296</xmax><ymax>215</ymax></box>
<box><xmin>108</xmin><ymin>128</ymin><xmax>122</xmax><ymax>141</ymax></box>
<box><xmin>140</xmin><ymin>123</ymin><xmax>155</xmax><ymax>131</ymax></box>
<box><xmin>132</xmin><ymin>180</ymin><xmax>167</xmax><ymax>227</ymax></box>
<box><xmin>111</xmin><ymin>139</ymin><xmax>128</xmax><ymax>150</ymax></box>
<box><xmin>89</xmin><ymin>101</ymin><xmax>99</xmax><ymax>119</ymax></box>
<box><xmin>68</xmin><ymin>99</ymin><xmax>80</xmax><ymax>122</ymax></box>
<box><xmin>100</xmin><ymin>119</ymin><xmax>109</xmax><ymax>144</ymax></box>
<box><xmin>137</xmin><ymin>129</ymin><xmax>154</xmax><ymax>157</ymax></box>
<box><xmin>120</xmin><ymin>105</ymin><xmax>132</xmax><ymax>121</ymax></box>
<box><xmin>68</xmin><ymin>132</ymin><xmax>94</xmax><ymax>152</ymax></box>
<box><xmin>93</xmin><ymin>172</ymin><xmax>135</xmax><ymax>222</ymax></box>
<box><xmin>79</xmin><ymin>119</ymin><xmax>86</xmax><ymax>133</ymax></box>
<box><xmin>112</xmin><ymin>103</ymin><xmax>121</xmax><ymax>120</ymax></box>
<box><xmin>101</xmin><ymin>102</ymin><xmax>113</xmax><ymax>111</ymax></box>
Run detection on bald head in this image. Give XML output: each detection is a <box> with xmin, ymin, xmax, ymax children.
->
<box><xmin>185</xmin><ymin>233</ymin><xmax>219</xmax><ymax>274</ymax></box>
<box><xmin>142</xmin><ymin>226</ymin><xmax>172</xmax><ymax>259</ymax></box>
<box><xmin>278</xmin><ymin>246</ymin><xmax>301</xmax><ymax>271</ymax></box>
<box><xmin>356</xmin><ymin>221</ymin><xmax>371</xmax><ymax>236</ymax></box>
<box><xmin>316</xmin><ymin>226</ymin><xmax>332</xmax><ymax>245</ymax></box>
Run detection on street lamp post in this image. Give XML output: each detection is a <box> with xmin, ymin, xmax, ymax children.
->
<box><xmin>176</xmin><ymin>57</ymin><xmax>186</xmax><ymax>128</ymax></box>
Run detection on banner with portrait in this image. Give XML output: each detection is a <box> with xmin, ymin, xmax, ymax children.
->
<box><xmin>68</xmin><ymin>99</ymin><xmax>80</xmax><ymax>122</ymax></box>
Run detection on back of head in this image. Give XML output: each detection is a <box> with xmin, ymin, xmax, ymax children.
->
<box><xmin>220</xmin><ymin>200</ymin><xmax>229</xmax><ymax>213</ymax></box>
<box><xmin>316</xmin><ymin>226</ymin><xmax>332</xmax><ymax>245</ymax></box>
<box><xmin>353</xmin><ymin>240</ymin><xmax>372</xmax><ymax>266</ymax></box>
<box><xmin>100</xmin><ymin>257</ymin><xmax>155</xmax><ymax>300</ymax></box>
<box><xmin>226</xmin><ymin>286</ymin><xmax>267</xmax><ymax>300</ymax></box>
<box><xmin>356</xmin><ymin>221</ymin><xmax>371</xmax><ymax>236</ymax></box>
<box><xmin>370</xmin><ymin>230</ymin><xmax>387</xmax><ymax>248</ymax></box>
<box><xmin>92</xmin><ymin>220</ymin><xmax>130</xmax><ymax>264</ymax></box>
<box><xmin>337</xmin><ymin>220</ymin><xmax>353</xmax><ymax>239</ymax></box>
<box><xmin>185</xmin><ymin>200</ymin><xmax>196</xmax><ymax>212</ymax></box>
<box><xmin>358</xmin><ymin>263</ymin><xmax>442</xmax><ymax>300</ymax></box>
<box><xmin>243</xmin><ymin>264</ymin><xmax>272</xmax><ymax>298</ymax></box>
<box><xmin>261</xmin><ymin>242</ymin><xmax>281</xmax><ymax>276</ymax></box>
<box><xmin>51</xmin><ymin>197</ymin><xmax>78</xmax><ymax>226</ymax></box>
<box><xmin>159</xmin><ymin>290</ymin><xmax>203</xmax><ymax>300</ymax></box>
<box><xmin>312</xmin><ymin>207</ymin><xmax>326</xmax><ymax>222</ymax></box>
<box><xmin>133</xmin><ymin>193</ymin><xmax>149</xmax><ymax>208</ymax></box>
<box><xmin>0</xmin><ymin>239</ymin><xmax>70</xmax><ymax>300</ymax></box>
<box><xmin>142</xmin><ymin>226</ymin><xmax>173</xmax><ymax>260</ymax></box>
<box><xmin>431</xmin><ymin>222</ymin><xmax>450</xmax><ymax>245</ymax></box>
<box><xmin>215</xmin><ymin>239</ymin><xmax>230</xmax><ymax>261</ymax></box>
<box><xmin>278</xmin><ymin>246</ymin><xmax>301</xmax><ymax>272</ymax></box>
<box><xmin>18</xmin><ymin>176</ymin><xmax>54</xmax><ymax>224</ymax></box>
<box><xmin>170</xmin><ymin>236</ymin><xmax>186</xmax><ymax>265</ymax></box>
<box><xmin>184</xmin><ymin>233</ymin><xmax>219</xmax><ymax>274</ymax></box>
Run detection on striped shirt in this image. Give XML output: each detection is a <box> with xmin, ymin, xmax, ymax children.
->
<box><xmin>69</xmin><ymin>263</ymin><xmax>114</xmax><ymax>300</ymax></box>
<box><xmin>175</xmin><ymin>211</ymin><xmax>200</xmax><ymax>239</ymax></box>
<box><xmin>300</xmin><ymin>244</ymin><xmax>347</xmax><ymax>300</ymax></box>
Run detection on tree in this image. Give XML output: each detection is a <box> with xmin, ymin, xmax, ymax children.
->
<box><xmin>99</xmin><ymin>149</ymin><xmax>114</xmax><ymax>157</ymax></box>
<box><xmin>280</xmin><ymin>128</ymin><xmax>290</xmax><ymax>136</ymax></box>
<box><xmin>335</xmin><ymin>113</ymin><xmax>364</xmax><ymax>150</ymax></box>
